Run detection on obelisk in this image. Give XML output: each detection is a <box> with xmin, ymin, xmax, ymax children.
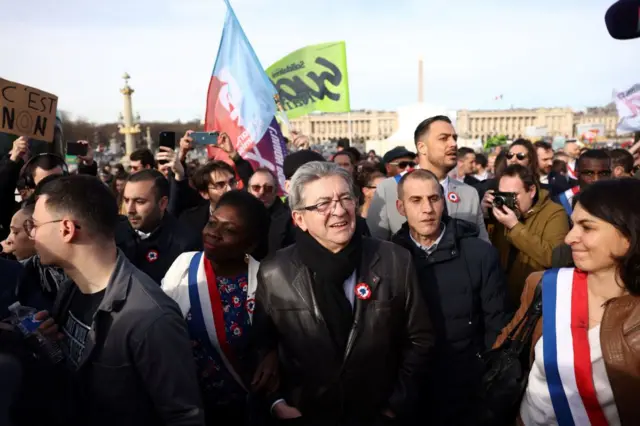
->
<box><xmin>119</xmin><ymin>73</ymin><xmax>140</xmax><ymax>156</ymax></box>
<box><xmin>418</xmin><ymin>57</ymin><xmax>424</xmax><ymax>103</ymax></box>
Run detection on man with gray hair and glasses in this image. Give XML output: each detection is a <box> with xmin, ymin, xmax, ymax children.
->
<box><xmin>254</xmin><ymin>161</ymin><xmax>434</xmax><ymax>425</ymax></box>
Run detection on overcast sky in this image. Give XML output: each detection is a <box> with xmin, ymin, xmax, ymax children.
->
<box><xmin>3</xmin><ymin>0</ymin><xmax>638</xmax><ymax>123</ymax></box>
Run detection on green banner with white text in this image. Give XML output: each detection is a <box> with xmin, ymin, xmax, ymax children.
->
<box><xmin>267</xmin><ymin>41</ymin><xmax>350</xmax><ymax>119</ymax></box>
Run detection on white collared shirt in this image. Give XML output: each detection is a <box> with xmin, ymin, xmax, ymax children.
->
<box><xmin>409</xmin><ymin>224</ymin><xmax>446</xmax><ymax>255</ymax></box>
<box><xmin>440</xmin><ymin>176</ymin><xmax>450</xmax><ymax>195</ymax></box>
<box><xmin>539</xmin><ymin>174</ymin><xmax>549</xmax><ymax>185</ymax></box>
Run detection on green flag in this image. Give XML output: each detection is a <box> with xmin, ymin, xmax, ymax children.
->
<box><xmin>267</xmin><ymin>41</ymin><xmax>350</xmax><ymax>120</ymax></box>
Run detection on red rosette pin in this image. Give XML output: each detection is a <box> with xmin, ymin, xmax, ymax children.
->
<box><xmin>355</xmin><ymin>282</ymin><xmax>372</xmax><ymax>300</ymax></box>
<box><xmin>447</xmin><ymin>191</ymin><xmax>460</xmax><ymax>203</ymax></box>
<box><xmin>146</xmin><ymin>249</ymin><xmax>159</xmax><ymax>263</ymax></box>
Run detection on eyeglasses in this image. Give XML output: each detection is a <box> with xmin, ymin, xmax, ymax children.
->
<box><xmin>209</xmin><ymin>178</ymin><xmax>237</xmax><ymax>191</ymax></box>
<box><xmin>579</xmin><ymin>170</ymin><xmax>612</xmax><ymax>178</ymax></box>
<box><xmin>23</xmin><ymin>218</ymin><xmax>82</xmax><ymax>240</ymax></box>
<box><xmin>506</xmin><ymin>152</ymin><xmax>527</xmax><ymax>161</ymax></box>
<box><xmin>250</xmin><ymin>184</ymin><xmax>274</xmax><ymax>193</ymax></box>
<box><xmin>301</xmin><ymin>195</ymin><xmax>356</xmax><ymax>214</ymax></box>
<box><xmin>364</xmin><ymin>185</ymin><xmax>378</xmax><ymax>189</ymax></box>
<box><xmin>390</xmin><ymin>161</ymin><xmax>416</xmax><ymax>169</ymax></box>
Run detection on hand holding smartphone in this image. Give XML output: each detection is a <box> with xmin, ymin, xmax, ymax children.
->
<box><xmin>190</xmin><ymin>132</ymin><xmax>219</xmax><ymax>146</ymax></box>
<box><xmin>66</xmin><ymin>141</ymin><xmax>88</xmax><ymax>156</ymax></box>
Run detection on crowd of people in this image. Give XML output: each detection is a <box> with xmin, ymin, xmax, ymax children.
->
<box><xmin>1</xmin><ymin>116</ymin><xmax>640</xmax><ymax>426</ymax></box>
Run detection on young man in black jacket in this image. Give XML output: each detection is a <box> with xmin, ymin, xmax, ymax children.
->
<box><xmin>32</xmin><ymin>175</ymin><xmax>203</xmax><ymax>426</ymax></box>
<box><xmin>119</xmin><ymin>169</ymin><xmax>201</xmax><ymax>284</ymax></box>
<box><xmin>392</xmin><ymin>169</ymin><xmax>512</xmax><ymax>426</ymax></box>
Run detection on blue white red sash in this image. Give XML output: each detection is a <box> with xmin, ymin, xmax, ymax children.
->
<box><xmin>567</xmin><ymin>162</ymin><xmax>577</xmax><ymax>181</ymax></box>
<box><xmin>558</xmin><ymin>186</ymin><xmax>580</xmax><ymax>216</ymax></box>
<box><xmin>542</xmin><ymin>268</ymin><xmax>613</xmax><ymax>426</ymax></box>
<box><xmin>187</xmin><ymin>252</ymin><xmax>259</xmax><ymax>391</ymax></box>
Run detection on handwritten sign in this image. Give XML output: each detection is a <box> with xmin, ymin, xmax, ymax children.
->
<box><xmin>0</xmin><ymin>78</ymin><xmax>58</xmax><ymax>141</ymax></box>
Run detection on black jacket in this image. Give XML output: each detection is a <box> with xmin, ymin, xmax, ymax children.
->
<box><xmin>52</xmin><ymin>251</ymin><xmax>204</xmax><ymax>426</ymax></box>
<box><xmin>254</xmin><ymin>238</ymin><xmax>434</xmax><ymax>423</ymax></box>
<box><xmin>392</xmin><ymin>217</ymin><xmax>511</xmax><ymax>356</ymax></box>
<box><xmin>266</xmin><ymin>197</ymin><xmax>296</xmax><ymax>256</ymax></box>
<box><xmin>0</xmin><ymin>258</ymin><xmax>23</xmax><ymax>319</ymax></box>
<box><xmin>392</xmin><ymin>217</ymin><xmax>512</xmax><ymax>424</ymax></box>
<box><xmin>178</xmin><ymin>202</ymin><xmax>210</xmax><ymax>242</ymax></box>
<box><xmin>0</xmin><ymin>157</ymin><xmax>23</xmax><ymax>240</ymax></box>
<box><xmin>115</xmin><ymin>213</ymin><xmax>201</xmax><ymax>284</ymax></box>
<box><xmin>542</xmin><ymin>171</ymin><xmax>576</xmax><ymax>198</ymax></box>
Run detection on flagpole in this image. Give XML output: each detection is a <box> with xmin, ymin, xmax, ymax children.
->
<box><xmin>348</xmin><ymin>111</ymin><xmax>352</xmax><ymax>145</ymax></box>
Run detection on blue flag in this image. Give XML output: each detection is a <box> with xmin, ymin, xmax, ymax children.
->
<box><xmin>205</xmin><ymin>0</ymin><xmax>277</xmax><ymax>151</ymax></box>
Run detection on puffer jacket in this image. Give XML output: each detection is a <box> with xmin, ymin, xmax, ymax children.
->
<box><xmin>392</xmin><ymin>217</ymin><xmax>513</xmax><ymax>425</ymax></box>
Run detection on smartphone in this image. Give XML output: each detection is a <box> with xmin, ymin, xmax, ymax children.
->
<box><xmin>159</xmin><ymin>131</ymin><xmax>176</xmax><ymax>150</ymax></box>
<box><xmin>66</xmin><ymin>142</ymin><xmax>88</xmax><ymax>156</ymax></box>
<box><xmin>190</xmin><ymin>131</ymin><xmax>219</xmax><ymax>146</ymax></box>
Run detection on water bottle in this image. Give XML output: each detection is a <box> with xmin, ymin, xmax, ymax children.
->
<box><xmin>8</xmin><ymin>302</ymin><xmax>64</xmax><ymax>364</ymax></box>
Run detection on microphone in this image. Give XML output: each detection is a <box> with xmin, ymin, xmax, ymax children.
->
<box><xmin>605</xmin><ymin>0</ymin><xmax>640</xmax><ymax>40</ymax></box>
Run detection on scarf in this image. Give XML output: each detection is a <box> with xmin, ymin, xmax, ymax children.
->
<box><xmin>296</xmin><ymin>227</ymin><xmax>362</xmax><ymax>355</ymax></box>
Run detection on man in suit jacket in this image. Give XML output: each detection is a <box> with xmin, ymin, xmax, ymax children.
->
<box><xmin>367</xmin><ymin>116</ymin><xmax>489</xmax><ymax>242</ymax></box>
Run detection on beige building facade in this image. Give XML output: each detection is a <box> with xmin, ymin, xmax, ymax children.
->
<box><xmin>290</xmin><ymin>105</ymin><xmax>620</xmax><ymax>144</ymax></box>
<box><xmin>289</xmin><ymin>110</ymin><xmax>398</xmax><ymax>143</ymax></box>
<box><xmin>573</xmin><ymin>104</ymin><xmax>619</xmax><ymax>137</ymax></box>
<box><xmin>456</xmin><ymin>108</ymin><xmax>576</xmax><ymax>140</ymax></box>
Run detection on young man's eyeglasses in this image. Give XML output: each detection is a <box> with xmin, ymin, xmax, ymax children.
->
<box><xmin>506</xmin><ymin>152</ymin><xmax>527</xmax><ymax>161</ymax></box>
<box><xmin>390</xmin><ymin>161</ymin><xmax>416</xmax><ymax>169</ymax></box>
<box><xmin>23</xmin><ymin>218</ymin><xmax>82</xmax><ymax>240</ymax></box>
<box><xmin>209</xmin><ymin>178</ymin><xmax>237</xmax><ymax>191</ymax></box>
<box><xmin>301</xmin><ymin>195</ymin><xmax>356</xmax><ymax>214</ymax></box>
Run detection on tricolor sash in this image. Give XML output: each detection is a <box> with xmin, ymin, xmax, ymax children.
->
<box><xmin>567</xmin><ymin>163</ymin><xmax>577</xmax><ymax>181</ymax></box>
<box><xmin>187</xmin><ymin>252</ymin><xmax>259</xmax><ymax>391</ymax></box>
<box><xmin>558</xmin><ymin>186</ymin><xmax>580</xmax><ymax>216</ymax></box>
<box><xmin>542</xmin><ymin>268</ymin><xmax>614</xmax><ymax>426</ymax></box>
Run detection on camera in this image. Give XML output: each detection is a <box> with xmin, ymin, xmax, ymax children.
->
<box><xmin>493</xmin><ymin>192</ymin><xmax>517</xmax><ymax>210</ymax></box>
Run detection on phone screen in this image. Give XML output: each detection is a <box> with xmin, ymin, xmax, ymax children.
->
<box><xmin>66</xmin><ymin>142</ymin><xmax>88</xmax><ymax>156</ymax></box>
<box><xmin>191</xmin><ymin>132</ymin><xmax>219</xmax><ymax>146</ymax></box>
<box><xmin>159</xmin><ymin>131</ymin><xmax>176</xmax><ymax>150</ymax></box>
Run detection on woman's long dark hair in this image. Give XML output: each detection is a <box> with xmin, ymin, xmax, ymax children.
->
<box><xmin>575</xmin><ymin>178</ymin><xmax>640</xmax><ymax>295</ymax></box>
<box><xmin>215</xmin><ymin>190</ymin><xmax>271</xmax><ymax>261</ymax></box>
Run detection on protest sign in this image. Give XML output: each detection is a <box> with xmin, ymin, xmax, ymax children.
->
<box><xmin>0</xmin><ymin>78</ymin><xmax>58</xmax><ymax>141</ymax></box>
<box><xmin>267</xmin><ymin>42</ymin><xmax>350</xmax><ymax>119</ymax></box>
<box><xmin>613</xmin><ymin>83</ymin><xmax>640</xmax><ymax>134</ymax></box>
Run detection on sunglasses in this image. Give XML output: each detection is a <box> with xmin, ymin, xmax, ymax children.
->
<box><xmin>250</xmin><ymin>184</ymin><xmax>274</xmax><ymax>193</ymax></box>
<box><xmin>390</xmin><ymin>161</ymin><xmax>416</xmax><ymax>169</ymax></box>
<box><xmin>506</xmin><ymin>152</ymin><xmax>527</xmax><ymax>161</ymax></box>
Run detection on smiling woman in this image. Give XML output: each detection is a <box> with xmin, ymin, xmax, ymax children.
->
<box><xmin>495</xmin><ymin>178</ymin><xmax>640</xmax><ymax>425</ymax></box>
<box><xmin>161</xmin><ymin>190</ymin><xmax>274</xmax><ymax>424</ymax></box>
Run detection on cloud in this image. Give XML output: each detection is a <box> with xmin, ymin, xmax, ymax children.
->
<box><xmin>3</xmin><ymin>0</ymin><xmax>638</xmax><ymax>123</ymax></box>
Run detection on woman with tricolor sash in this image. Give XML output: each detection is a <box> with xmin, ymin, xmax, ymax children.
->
<box><xmin>162</xmin><ymin>190</ymin><xmax>276</xmax><ymax>424</ymax></box>
<box><xmin>495</xmin><ymin>178</ymin><xmax>640</xmax><ymax>425</ymax></box>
